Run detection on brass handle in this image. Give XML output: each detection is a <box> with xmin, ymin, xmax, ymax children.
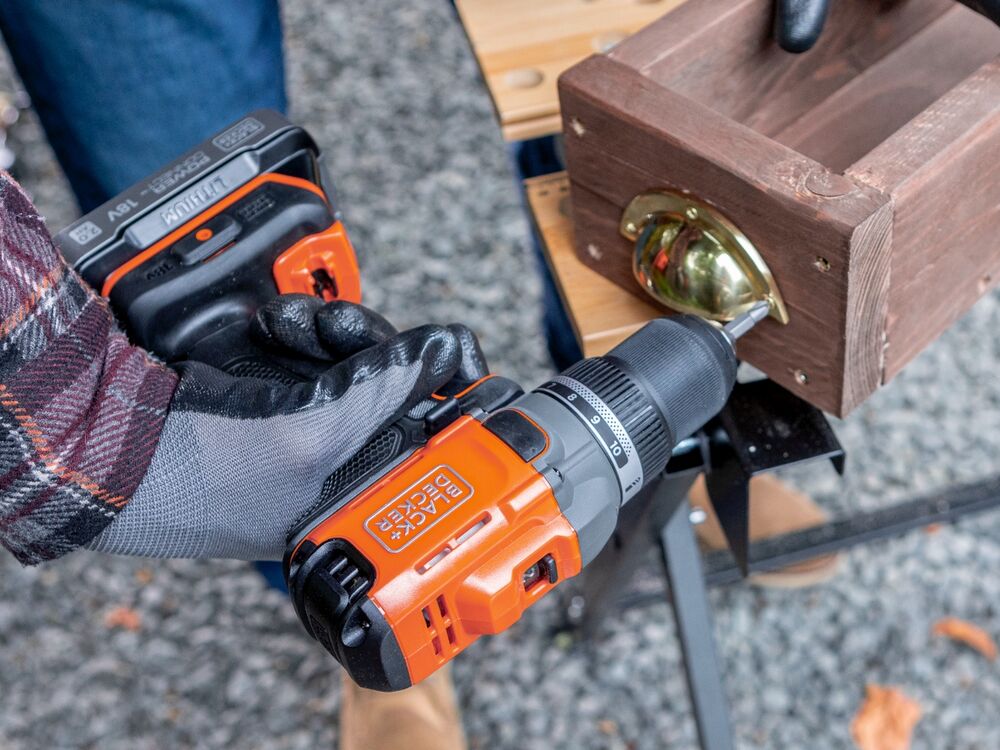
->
<box><xmin>620</xmin><ymin>191</ymin><xmax>789</xmax><ymax>325</ymax></box>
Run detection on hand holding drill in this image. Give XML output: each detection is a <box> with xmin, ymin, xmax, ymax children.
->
<box><xmin>0</xmin><ymin>170</ymin><xmax>471</xmax><ymax>563</ymax></box>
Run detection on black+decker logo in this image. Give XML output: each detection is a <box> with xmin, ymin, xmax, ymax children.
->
<box><xmin>364</xmin><ymin>466</ymin><xmax>473</xmax><ymax>552</ymax></box>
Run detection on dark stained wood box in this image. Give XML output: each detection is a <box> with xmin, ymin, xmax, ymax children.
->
<box><xmin>558</xmin><ymin>0</ymin><xmax>1000</xmax><ymax>416</ymax></box>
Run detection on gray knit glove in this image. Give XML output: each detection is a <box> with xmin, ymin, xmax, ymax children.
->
<box><xmin>90</xmin><ymin>296</ymin><xmax>463</xmax><ymax>560</ymax></box>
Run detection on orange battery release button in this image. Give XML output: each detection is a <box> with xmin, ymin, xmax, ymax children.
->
<box><xmin>273</xmin><ymin>221</ymin><xmax>361</xmax><ymax>303</ymax></box>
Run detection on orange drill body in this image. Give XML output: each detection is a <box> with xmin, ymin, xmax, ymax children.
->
<box><xmin>292</xmin><ymin>414</ymin><xmax>582</xmax><ymax>686</ymax></box>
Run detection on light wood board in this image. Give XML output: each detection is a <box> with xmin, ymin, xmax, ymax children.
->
<box><xmin>455</xmin><ymin>0</ymin><xmax>681</xmax><ymax>141</ymax></box>
<box><xmin>524</xmin><ymin>172</ymin><xmax>661</xmax><ymax>356</ymax></box>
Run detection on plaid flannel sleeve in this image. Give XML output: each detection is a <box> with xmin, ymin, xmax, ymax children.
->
<box><xmin>0</xmin><ymin>174</ymin><xmax>178</xmax><ymax>565</ymax></box>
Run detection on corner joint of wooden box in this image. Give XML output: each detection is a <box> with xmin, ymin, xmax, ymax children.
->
<box><xmin>839</xmin><ymin>199</ymin><xmax>894</xmax><ymax>416</ymax></box>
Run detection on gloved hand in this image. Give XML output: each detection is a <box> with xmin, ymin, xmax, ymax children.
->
<box><xmin>775</xmin><ymin>0</ymin><xmax>1000</xmax><ymax>52</ymax></box>
<box><xmin>251</xmin><ymin>293</ymin><xmax>490</xmax><ymax>390</ymax></box>
<box><xmin>0</xmin><ymin>172</ymin><xmax>471</xmax><ymax>563</ymax></box>
<box><xmin>90</xmin><ymin>299</ymin><xmax>466</xmax><ymax>561</ymax></box>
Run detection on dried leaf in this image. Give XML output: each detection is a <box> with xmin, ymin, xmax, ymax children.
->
<box><xmin>597</xmin><ymin>720</ymin><xmax>618</xmax><ymax>736</ymax></box>
<box><xmin>134</xmin><ymin>568</ymin><xmax>154</xmax><ymax>585</ymax></box>
<box><xmin>104</xmin><ymin>606</ymin><xmax>142</xmax><ymax>631</ymax></box>
<box><xmin>933</xmin><ymin>617</ymin><xmax>997</xmax><ymax>660</ymax></box>
<box><xmin>851</xmin><ymin>685</ymin><xmax>922</xmax><ymax>750</ymax></box>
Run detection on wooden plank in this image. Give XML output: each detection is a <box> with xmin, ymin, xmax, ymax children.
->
<box><xmin>848</xmin><ymin>57</ymin><xmax>1000</xmax><ymax>380</ymax></box>
<box><xmin>774</xmin><ymin>6</ymin><xmax>1000</xmax><ymax>172</ymax></box>
<box><xmin>524</xmin><ymin>172</ymin><xmax>661</xmax><ymax>356</ymax></box>
<box><xmin>454</xmin><ymin>0</ymin><xmax>680</xmax><ymax>141</ymax></box>
<box><xmin>611</xmin><ymin>0</ymin><xmax>950</xmax><ymax>137</ymax></box>
<box><xmin>559</xmin><ymin>54</ymin><xmax>894</xmax><ymax>416</ymax></box>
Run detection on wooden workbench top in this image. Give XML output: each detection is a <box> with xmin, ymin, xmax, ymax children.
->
<box><xmin>525</xmin><ymin>172</ymin><xmax>662</xmax><ymax>356</ymax></box>
<box><xmin>455</xmin><ymin>0</ymin><xmax>680</xmax><ymax>141</ymax></box>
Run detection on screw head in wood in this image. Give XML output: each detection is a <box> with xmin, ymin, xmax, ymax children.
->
<box><xmin>804</xmin><ymin>169</ymin><xmax>854</xmax><ymax>198</ymax></box>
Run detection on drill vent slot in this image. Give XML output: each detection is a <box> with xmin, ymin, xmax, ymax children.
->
<box><xmin>455</xmin><ymin>516</ymin><xmax>489</xmax><ymax>546</ymax></box>
<box><xmin>421</xmin><ymin>595</ymin><xmax>458</xmax><ymax>657</ymax></box>
<box><xmin>416</xmin><ymin>514</ymin><xmax>490</xmax><ymax>574</ymax></box>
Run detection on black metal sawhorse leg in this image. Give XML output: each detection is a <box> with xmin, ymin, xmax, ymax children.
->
<box><xmin>579</xmin><ymin>467</ymin><xmax>734</xmax><ymax>750</ymax></box>
<box><xmin>658</xmin><ymin>477</ymin><xmax>734</xmax><ymax>750</ymax></box>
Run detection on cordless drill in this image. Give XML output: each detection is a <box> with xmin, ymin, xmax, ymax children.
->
<box><xmin>54</xmin><ymin>111</ymin><xmax>768</xmax><ymax>691</ymax></box>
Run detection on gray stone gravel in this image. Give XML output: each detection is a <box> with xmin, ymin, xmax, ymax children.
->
<box><xmin>3</xmin><ymin>1</ymin><xmax>1000</xmax><ymax>748</ymax></box>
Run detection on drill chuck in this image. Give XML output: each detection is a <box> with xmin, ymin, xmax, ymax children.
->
<box><xmin>513</xmin><ymin>310</ymin><xmax>758</xmax><ymax>570</ymax></box>
<box><xmin>540</xmin><ymin>314</ymin><xmax>739</xmax><ymax>505</ymax></box>
<box><xmin>604</xmin><ymin>315</ymin><xmax>739</xmax><ymax>455</ymax></box>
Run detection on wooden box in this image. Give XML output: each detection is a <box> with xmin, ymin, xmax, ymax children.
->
<box><xmin>558</xmin><ymin>0</ymin><xmax>1000</xmax><ymax>416</ymax></box>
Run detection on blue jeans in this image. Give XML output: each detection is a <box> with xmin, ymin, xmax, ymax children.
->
<box><xmin>0</xmin><ymin>0</ymin><xmax>286</xmax><ymax>213</ymax></box>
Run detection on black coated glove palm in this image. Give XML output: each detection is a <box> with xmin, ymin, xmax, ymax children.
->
<box><xmin>253</xmin><ymin>295</ymin><xmax>491</xmax><ymax>389</ymax></box>
<box><xmin>90</xmin><ymin>297</ymin><xmax>464</xmax><ymax>560</ymax></box>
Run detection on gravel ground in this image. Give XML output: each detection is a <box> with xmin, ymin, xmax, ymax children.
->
<box><xmin>3</xmin><ymin>1</ymin><xmax>1000</xmax><ymax>748</ymax></box>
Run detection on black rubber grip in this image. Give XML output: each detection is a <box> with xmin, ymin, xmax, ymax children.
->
<box><xmin>560</xmin><ymin>357</ymin><xmax>671</xmax><ymax>482</ymax></box>
<box><xmin>484</xmin><ymin>409</ymin><xmax>548</xmax><ymax>462</ymax></box>
<box><xmin>775</xmin><ymin>0</ymin><xmax>830</xmax><ymax>53</ymax></box>
<box><xmin>563</xmin><ymin>317</ymin><xmax>738</xmax><ymax>478</ymax></box>
<box><xmin>608</xmin><ymin>317</ymin><xmax>737</xmax><ymax>450</ymax></box>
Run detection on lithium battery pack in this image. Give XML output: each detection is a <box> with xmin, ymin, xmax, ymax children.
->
<box><xmin>54</xmin><ymin>110</ymin><xmax>360</xmax><ymax>363</ymax></box>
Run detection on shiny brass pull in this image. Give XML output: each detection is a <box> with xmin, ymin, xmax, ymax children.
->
<box><xmin>619</xmin><ymin>191</ymin><xmax>789</xmax><ymax>325</ymax></box>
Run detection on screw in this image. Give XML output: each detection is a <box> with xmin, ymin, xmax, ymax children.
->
<box><xmin>814</xmin><ymin>256</ymin><xmax>831</xmax><ymax>273</ymax></box>
<box><xmin>522</xmin><ymin>564</ymin><xmax>541</xmax><ymax>588</ymax></box>
<box><xmin>793</xmin><ymin>369</ymin><xmax>809</xmax><ymax>385</ymax></box>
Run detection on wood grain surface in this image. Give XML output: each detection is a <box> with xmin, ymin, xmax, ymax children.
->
<box><xmin>775</xmin><ymin>6</ymin><xmax>1000</xmax><ymax>172</ymax></box>
<box><xmin>611</xmin><ymin>0</ymin><xmax>951</xmax><ymax>136</ymax></box>
<box><xmin>560</xmin><ymin>54</ymin><xmax>892</xmax><ymax>415</ymax></box>
<box><xmin>454</xmin><ymin>0</ymin><xmax>680</xmax><ymax>141</ymax></box>
<box><xmin>849</xmin><ymin>57</ymin><xmax>1000</xmax><ymax>380</ymax></box>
